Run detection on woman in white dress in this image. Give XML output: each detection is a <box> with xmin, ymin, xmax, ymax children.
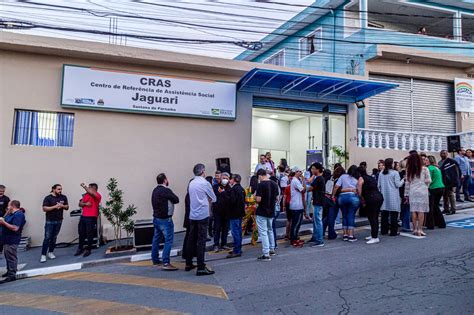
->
<box><xmin>404</xmin><ymin>153</ymin><xmax>431</xmax><ymax>236</ymax></box>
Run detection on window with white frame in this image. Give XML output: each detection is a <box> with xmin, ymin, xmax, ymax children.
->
<box><xmin>263</xmin><ymin>49</ymin><xmax>285</xmax><ymax>66</ymax></box>
<box><xmin>12</xmin><ymin>109</ymin><xmax>75</xmax><ymax>147</ymax></box>
<box><xmin>299</xmin><ymin>28</ymin><xmax>322</xmax><ymax>60</ymax></box>
<box><xmin>344</xmin><ymin>1</ymin><xmax>360</xmax><ymax>38</ymax></box>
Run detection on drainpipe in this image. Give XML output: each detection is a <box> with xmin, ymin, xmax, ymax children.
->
<box><xmin>360</xmin><ymin>0</ymin><xmax>368</xmax><ymax>29</ymax></box>
<box><xmin>331</xmin><ymin>9</ymin><xmax>336</xmax><ymax>72</ymax></box>
<box><xmin>453</xmin><ymin>11</ymin><xmax>462</xmax><ymax>42</ymax></box>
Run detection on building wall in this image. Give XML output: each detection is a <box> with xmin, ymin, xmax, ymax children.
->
<box><xmin>0</xmin><ymin>51</ymin><xmax>252</xmax><ymax>246</ymax></box>
<box><xmin>366</xmin><ymin>58</ymin><xmax>474</xmax><ymax>133</ymax></box>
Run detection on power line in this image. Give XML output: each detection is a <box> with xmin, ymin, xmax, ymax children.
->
<box><xmin>263</xmin><ymin>0</ymin><xmax>474</xmax><ymax>20</ymax></box>
<box><xmin>3</xmin><ymin>16</ymin><xmax>472</xmax><ymax>51</ymax></box>
<box><xmin>6</xmin><ymin>2</ymin><xmax>473</xmax><ymax>49</ymax></box>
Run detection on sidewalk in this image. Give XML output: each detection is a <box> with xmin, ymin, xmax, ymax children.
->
<box><xmin>2</xmin><ymin>204</ymin><xmax>473</xmax><ymax>279</ymax></box>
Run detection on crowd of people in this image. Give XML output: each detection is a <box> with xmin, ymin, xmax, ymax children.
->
<box><xmin>1</xmin><ymin>147</ymin><xmax>472</xmax><ymax>281</ymax></box>
<box><xmin>151</xmin><ymin>147</ymin><xmax>473</xmax><ymax>275</ymax></box>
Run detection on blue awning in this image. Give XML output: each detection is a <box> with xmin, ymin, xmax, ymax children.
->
<box><xmin>238</xmin><ymin>68</ymin><xmax>397</xmax><ymax>104</ymax></box>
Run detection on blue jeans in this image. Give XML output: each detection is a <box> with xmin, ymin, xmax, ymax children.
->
<box><xmin>456</xmin><ymin>175</ymin><xmax>470</xmax><ymax>200</ymax></box>
<box><xmin>256</xmin><ymin>215</ymin><xmax>274</xmax><ymax>256</ymax></box>
<box><xmin>151</xmin><ymin>217</ymin><xmax>174</xmax><ymax>264</ymax></box>
<box><xmin>401</xmin><ymin>203</ymin><xmax>411</xmax><ymax>231</ymax></box>
<box><xmin>311</xmin><ymin>205</ymin><xmax>324</xmax><ymax>244</ymax></box>
<box><xmin>305</xmin><ymin>186</ymin><xmax>313</xmax><ymax>216</ymax></box>
<box><xmin>41</xmin><ymin>220</ymin><xmax>62</xmax><ymax>255</ymax></box>
<box><xmin>272</xmin><ymin>210</ymin><xmax>280</xmax><ymax>248</ymax></box>
<box><xmin>338</xmin><ymin>193</ymin><xmax>360</xmax><ymax>230</ymax></box>
<box><xmin>229</xmin><ymin>218</ymin><xmax>243</xmax><ymax>255</ymax></box>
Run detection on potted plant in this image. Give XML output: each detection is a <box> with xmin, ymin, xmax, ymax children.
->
<box><xmin>331</xmin><ymin>145</ymin><xmax>349</xmax><ymax>169</ymax></box>
<box><xmin>101</xmin><ymin>178</ymin><xmax>137</xmax><ymax>256</ymax></box>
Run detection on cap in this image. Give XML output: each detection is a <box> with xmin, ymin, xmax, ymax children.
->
<box><xmin>292</xmin><ymin>166</ymin><xmax>302</xmax><ymax>173</ymax></box>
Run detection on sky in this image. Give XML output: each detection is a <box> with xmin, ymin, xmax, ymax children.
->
<box><xmin>0</xmin><ymin>0</ymin><xmax>316</xmax><ymax>59</ymax></box>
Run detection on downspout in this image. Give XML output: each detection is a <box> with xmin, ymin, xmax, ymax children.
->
<box><xmin>331</xmin><ymin>9</ymin><xmax>336</xmax><ymax>72</ymax></box>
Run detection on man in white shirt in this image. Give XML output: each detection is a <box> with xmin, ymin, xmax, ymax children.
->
<box><xmin>289</xmin><ymin>166</ymin><xmax>306</xmax><ymax>247</ymax></box>
<box><xmin>185</xmin><ymin>163</ymin><xmax>217</xmax><ymax>276</ymax></box>
<box><xmin>255</xmin><ymin>155</ymin><xmax>269</xmax><ymax>174</ymax></box>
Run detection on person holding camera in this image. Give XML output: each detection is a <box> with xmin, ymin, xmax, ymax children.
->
<box><xmin>0</xmin><ymin>200</ymin><xmax>26</xmax><ymax>283</ymax></box>
<box><xmin>74</xmin><ymin>183</ymin><xmax>101</xmax><ymax>258</ymax></box>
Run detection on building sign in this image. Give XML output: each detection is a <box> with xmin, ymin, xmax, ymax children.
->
<box><xmin>61</xmin><ymin>65</ymin><xmax>236</xmax><ymax>120</ymax></box>
<box><xmin>455</xmin><ymin>78</ymin><xmax>474</xmax><ymax>113</ymax></box>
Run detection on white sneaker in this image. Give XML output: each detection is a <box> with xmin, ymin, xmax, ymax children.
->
<box><xmin>40</xmin><ymin>255</ymin><xmax>47</xmax><ymax>263</ymax></box>
<box><xmin>365</xmin><ymin>236</ymin><xmax>372</xmax><ymax>240</ymax></box>
<box><xmin>366</xmin><ymin>238</ymin><xmax>380</xmax><ymax>244</ymax></box>
<box><xmin>47</xmin><ymin>252</ymin><xmax>56</xmax><ymax>260</ymax></box>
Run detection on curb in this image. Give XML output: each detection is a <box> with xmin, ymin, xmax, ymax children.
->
<box><xmin>16</xmin><ymin>207</ymin><xmax>473</xmax><ymax>280</ymax></box>
<box><xmin>15</xmin><ymin>219</ymin><xmax>368</xmax><ymax>279</ymax></box>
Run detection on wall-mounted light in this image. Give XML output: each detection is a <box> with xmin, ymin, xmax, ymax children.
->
<box><xmin>355</xmin><ymin>101</ymin><xmax>365</xmax><ymax>109</ymax></box>
<box><xmin>269</xmin><ymin>114</ymin><xmax>279</xmax><ymax>118</ymax></box>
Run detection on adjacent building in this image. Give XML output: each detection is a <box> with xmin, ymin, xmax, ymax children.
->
<box><xmin>236</xmin><ymin>0</ymin><xmax>474</xmax><ymax>165</ymax></box>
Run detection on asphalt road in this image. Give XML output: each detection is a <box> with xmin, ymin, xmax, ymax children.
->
<box><xmin>1</xmin><ymin>210</ymin><xmax>473</xmax><ymax>315</ymax></box>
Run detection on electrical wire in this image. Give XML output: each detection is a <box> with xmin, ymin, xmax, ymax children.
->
<box><xmin>12</xmin><ymin>1</ymin><xmax>474</xmax><ymax>39</ymax></box>
<box><xmin>3</xmin><ymin>17</ymin><xmax>472</xmax><ymax>51</ymax></box>
<box><xmin>2</xmin><ymin>0</ymin><xmax>473</xmax><ymax>61</ymax></box>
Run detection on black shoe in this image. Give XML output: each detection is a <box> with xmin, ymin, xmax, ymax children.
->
<box><xmin>152</xmin><ymin>261</ymin><xmax>162</xmax><ymax>266</ymax></box>
<box><xmin>185</xmin><ymin>264</ymin><xmax>196</xmax><ymax>272</ymax></box>
<box><xmin>1</xmin><ymin>272</ymin><xmax>8</xmax><ymax>278</ymax></box>
<box><xmin>0</xmin><ymin>277</ymin><xmax>16</xmax><ymax>284</ymax></box>
<box><xmin>257</xmin><ymin>255</ymin><xmax>271</xmax><ymax>261</ymax></box>
<box><xmin>196</xmin><ymin>267</ymin><xmax>215</xmax><ymax>276</ymax></box>
<box><xmin>83</xmin><ymin>250</ymin><xmax>91</xmax><ymax>257</ymax></box>
<box><xmin>74</xmin><ymin>249</ymin><xmax>84</xmax><ymax>256</ymax></box>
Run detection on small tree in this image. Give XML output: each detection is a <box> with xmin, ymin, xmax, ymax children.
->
<box><xmin>331</xmin><ymin>145</ymin><xmax>349</xmax><ymax>168</ymax></box>
<box><xmin>101</xmin><ymin>178</ymin><xmax>137</xmax><ymax>250</ymax></box>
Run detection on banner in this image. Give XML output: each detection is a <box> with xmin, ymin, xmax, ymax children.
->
<box><xmin>61</xmin><ymin>65</ymin><xmax>237</xmax><ymax>120</ymax></box>
<box><xmin>455</xmin><ymin>78</ymin><xmax>474</xmax><ymax>113</ymax></box>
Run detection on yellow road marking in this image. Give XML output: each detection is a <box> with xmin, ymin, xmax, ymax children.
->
<box><xmin>37</xmin><ymin>271</ymin><xmax>228</xmax><ymax>300</ymax></box>
<box><xmin>0</xmin><ymin>292</ymin><xmax>183</xmax><ymax>315</ymax></box>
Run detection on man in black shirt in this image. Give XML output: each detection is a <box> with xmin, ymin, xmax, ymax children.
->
<box><xmin>226</xmin><ymin>174</ymin><xmax>246</xmax><ymax>259</ymax></box>
<box><xmin>212</xmin><ymin>172</ymin><xmax>231</xmax><ymax>252</ymax></box>
<box><xmin>0</xmin><ymin>185</ymin><xmax>10</xmax><ymax>217</ymax></box>
<box><xmin>41</xmin><ymin>184</ymin><xmax>69</xmax><ymax>263</ymax></box>
<box><xmin>151</xmin><ymin>173</ymin><xmax>180</xmax><ymax>271</ymax></box>
<box><xmin>0</xmin><ymin>185</ymin><xmax>11</xmax><ymax>255</ymax></box>
<box><xmin>308</xmin><ymin>163</ymin><xmax>325</xmax><ymax>247</ymax></box>
<box><xmin>255</xmin><ymin>169</ymin><xmax>279</xmax><ymax>261</ymax></box>
<box><xmin>439</xmin><ymin>150</ymin><xmax>460</xmax><ymax>214</ymax></box>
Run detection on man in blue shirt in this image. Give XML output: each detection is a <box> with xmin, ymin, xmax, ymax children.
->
<box><xmin>454</xmin><ymin>147</ymin><xmax>472</xmax><ymax>202</ymax></box>
<box><xmin>0</xmin><ymin>200</ymin><xmax>26</xmax><ymax>283</ymax></box>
